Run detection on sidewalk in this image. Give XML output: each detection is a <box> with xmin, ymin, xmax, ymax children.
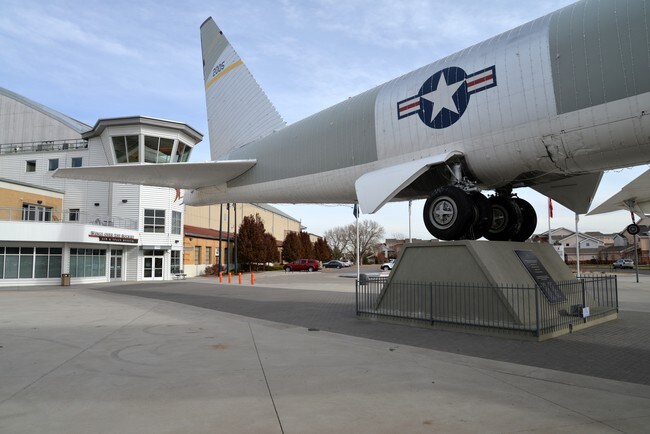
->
<box><xmin>1</xmin><ymin>276</ymin><xmax>649</xmax><ymax>433</ymax></box>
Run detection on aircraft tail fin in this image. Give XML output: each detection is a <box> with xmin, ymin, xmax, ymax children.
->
<box><xmin>201</xmin><ymin>18</ymin><xmax>285</xmax><ymax>160</ymax></box>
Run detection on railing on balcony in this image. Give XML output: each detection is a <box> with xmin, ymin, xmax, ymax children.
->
<box><xmin>0</xmin><ymin>139</ymin><xmax>88</xmax><ymax>155</ymax></box>
<box><xmin>0</xmin><ymin>208</ymin><xmax>137</xmax><ymax>230</ymax></box>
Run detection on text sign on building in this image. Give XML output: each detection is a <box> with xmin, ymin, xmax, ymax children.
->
<box><xmin>89</xmin><ymin>231</ymin><xmax>138</xmax><ymax>244</ymax></box>
<box><xmin>515</xmin><ymin>250</ymin><xmax>566</xmax><ymax>303</ymax></box>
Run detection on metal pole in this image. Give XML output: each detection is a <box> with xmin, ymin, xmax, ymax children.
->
<box><xmin>218</xmin><ymin>204</ymin><xmax>223</xmax><ymax>272</ymax></box>
<box><xmin>234</xmin><ymin>203</ymin><xmax>238</xmax><ymax>273</ymax></box>
<box><xmin>355</xmin><ymin>204</ymin><xmax>360</xmax><ymax>282</ymax></box>
<box><xmin>226</xmin><ymin>203</ymin><xmax>231</xmax><ymax>273</ymax></box>
<box><xmin>575</xmin><ymin>213</ymin><xmax>580</xmax><ymax>278</ymax></box>
<box><xmin>408</xmin><ymin>200</ymin><xmax>412</xmax><ymax>243</ymax></box>
<box><xmin>634</xmin><ymin>233</ymin><xmax>639</xmax><ymax>283</ymax></box>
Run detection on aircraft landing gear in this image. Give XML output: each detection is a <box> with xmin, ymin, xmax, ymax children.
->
<box><xmin>423</xmin><ymin>187</ymin><xmax>537</xmax><ymax>241</ymax></box>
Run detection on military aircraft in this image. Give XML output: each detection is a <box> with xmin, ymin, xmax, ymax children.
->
<box><xmin>55</xmin><ymin>0</ymin><xmax>650</xmax><ymax>241</ymax></box>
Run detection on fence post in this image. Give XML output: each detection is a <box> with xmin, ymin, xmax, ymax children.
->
<box><xmin>355</xmin><ymin>279</ymin><xmax>359</xmax><ymax>315</ymax></box>
<box><xmin>429</xmin><ymin>282</ymin><xmax>434</xmax><ymax>326</ymax></box>
<box><xmin>581</xmin><ymin>278</ymin><xmax>587</xmax><ymax>324</ymax></box>
<box><xmin>534</xmin><ymin>285</ymin><xmax>540</xmax><ymax>338</ymax></box>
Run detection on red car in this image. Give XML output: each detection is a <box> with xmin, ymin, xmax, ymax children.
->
<box><xmin>284</xmin><ymin>259</ymin><xmax>320</xmax><ymax>272</ymax></box>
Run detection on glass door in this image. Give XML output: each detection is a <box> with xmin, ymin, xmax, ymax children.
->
<box><xmin>110</xmin><ymin>249</ymin><xmax>123</xmax><ymax>279</ymax></box>
<box><xmin>143</xmin><ymin>250</ymin><xmax>165</xmax><ymax>279</ymax></box>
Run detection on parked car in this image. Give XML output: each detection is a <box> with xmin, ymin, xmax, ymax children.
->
<box><xmin>381</xmin><ymin>259</ymin><xmax>396</xmax><ymax>270</ymax></box>
<box><xmin>612</xmin><ymin>259</ymin><xmax>634</xmax><ymax>269</ymax></box>
<box><xmin>323</xmin><ymin>260</ymin><xmax>346</xmax><ymax>269</ymax></box>
<box><xmin>338</xmin><ymin>259</ymin><xmax>353</xmax><ymax>267</ymax></box>
<box><xmin>284</xmin><ymin>259</ymin><xmax>320</xmax><ymax>272</ymax></box>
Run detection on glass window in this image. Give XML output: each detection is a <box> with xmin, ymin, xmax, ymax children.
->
<box><xmin>194</xmin><ymin>246</ymin><xmax>201</xmax><ymax>265</ymax></box>
<box><xmin>35</xmin><ymin>255</ymin><xmax>49</xmax><ymax>278</ymax></box>
<box><xmin>206</xmin><ymin>247</ymin><xmax>212</xmax><ymax>264</ymax></box>
<box><xmin>49</xmin><ymin>255</ymin><xmax>61</xmax><ymax>278</ymax></box>
<box><xmin>69</xmin><ymin>209</ymin><xmax>80</xmax><ymax>222</ymax></box>
<box><xmin>5</xmin><ymin>254</ymin><xmax>18</xmax><ymax>278</ymax></box>
<box><xmin>170</xmin><ymin>251</ymin><xmax>180</xmax><ymax>273</ymax></box>
<box><xmin>171</xmin><ymin>211</ymin><xmax>182</xmax><ymax>235</ymax></box>
<box><xmin>175</xmin><ymin>141</ymin><xmax>191</xmax><ymax>162</ymax></box>
<box><xmin>144</xmin><ymin>209</ymin><xmax>165</xmax><ymax>233</ymax></box>
<box><xmin>112</xmin><ymin>136</ymin><xmax>128</xmax><ymax>163</ymax></box>
<box><xmin>48</xmin><ymin>159</ymin><xmax>59</xmax><ymax>171</ymax></box>
<box><xmin>126</xmin><ymin>135</ymin><xmax>139</xmax><ymax>162</ymax></box>
<box><xmin>159</xmin><ymin>138</ymin><xmax>174</xmax><ymax>163</ymax></box>
<box><xmin>26</xmin><ymin>160</ymin><xmax>36</xmax><ymax>172</ymax></box>
<box><xmin>19</xmin><ymin>254</ymin><xmax>33</xmax><ymax>278</ymax></box>
<box><xmin>144</xmin><ymin>136</ymin><xmax>159</xmax><ymax>163</ymax></box>
<box><xmin>71</xmin><ymin>157</ymin><xmax>82</xmax><ymax>168</ymax></box>
<box><xmin>0</xmin><ymin>255</ymin><xmax>3</xmax><ymax>278</ymax></box>
<box><xmin>69</xmin><ymin>249</ymin><xmax>106</xmax><ymax>278</ymax></box>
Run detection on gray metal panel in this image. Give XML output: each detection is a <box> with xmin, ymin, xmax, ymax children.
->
<box><xmin>549</xmin><ymin>0</ymin><xmax>650</xmax><ymax>115</ymax></box>
<box><xmin>201</xmin><ymin>18</ymin><xmax>285</xmax><ymax>159</ymax></box>
<box><xmin>227</xmin><ymin>86</ymin><xmax>380</xmax><ymax>185</ymax></box>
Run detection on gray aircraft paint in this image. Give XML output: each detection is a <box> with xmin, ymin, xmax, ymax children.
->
<box><xmin>550</xmin><ymin>0</ymin><xmax>650</xmax><ymax>115</ymax></box>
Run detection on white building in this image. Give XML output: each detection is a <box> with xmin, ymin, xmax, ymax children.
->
<box><xmin>0</xmin><ymin>87</ymin><xmax>202</xmax><ymax>286</ymax></box>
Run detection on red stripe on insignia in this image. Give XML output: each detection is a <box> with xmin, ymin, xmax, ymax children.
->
<box><xmin>466</xmin><ymin>74</ymin><xmax>493</xmax><ymax>88</ymax></box>
<box><xmin>399</xmin><ymin>101</ymin><xmax>420</xmax><ymax>112</ymax></box>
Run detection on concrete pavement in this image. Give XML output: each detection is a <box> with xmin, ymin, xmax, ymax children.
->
<box><xmin>1</xmin><ymin>271</ymin><xmax>650</xmax><ymax>433</ymax></box>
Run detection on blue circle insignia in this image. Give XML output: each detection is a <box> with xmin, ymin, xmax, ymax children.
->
<box><xmin>417</xmin><ymin>66</ymin><xmax>469</xmax><ymax>129</ymax></box>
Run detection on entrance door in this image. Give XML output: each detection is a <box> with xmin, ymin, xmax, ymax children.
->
<box><xmin>143</xmin><ymin>250</ymin><xmax>165</xmax><ymax>279</ymax></box>
<box><xmin>110</xmin><ymin>249</ymin><xmax>123</xmax><ymax>279</ymax></box>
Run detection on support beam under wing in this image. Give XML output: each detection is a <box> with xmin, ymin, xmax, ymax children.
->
<box><xmin>530</xmin><ymin>172</ymin><xmax>602</xmax><ymax>214</ymax></box>
<box><xmin>355</xmin><ymin>152</ymin><xmax>463</xmax><ymax>214</ymax></box>
<box><xmin>53</xmin><ymin>160</ymin><xmax>256</xmax><ymax>189</ymax></box>
<box><xmin>588</xmin><ymin>169</ymin><xmax>650</xmax><ymax>217</ymax></box>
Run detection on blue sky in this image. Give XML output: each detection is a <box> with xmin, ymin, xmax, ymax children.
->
<box><xmin>1</xmin><ymin>0</ymin><xmax>646</xmax><ymax>238</ymax></box>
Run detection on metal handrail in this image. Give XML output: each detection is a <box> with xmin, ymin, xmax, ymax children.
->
<box><xmin>0</xmin><ymin>139</ymin><xmax>88</xmax><ymax>155</ymax></box>
<box><xmin>0</xmin><ymin>207</ymin><xmax>137</xmax><ymax>230</ymax></box>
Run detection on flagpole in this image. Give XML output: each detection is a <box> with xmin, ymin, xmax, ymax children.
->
<box><xmin>354</xmin><ymin>204</ymin><xmax>360</xmax><ymax>282</ymax></box>
<box><xmin>548</xmin><ymin>197</ymin><xmax>553</xmax><ymax>245</ymax></box>
<box><xmin>575</xmin><ymin>213</ymin><xmax>580</xmax><ymax>278</ymax></box>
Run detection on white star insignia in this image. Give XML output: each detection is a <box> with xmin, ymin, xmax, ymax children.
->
<box><xmin>421</xmin><ymin>73</ymin><xmax>464</xmax><ymax>122</ymax></box>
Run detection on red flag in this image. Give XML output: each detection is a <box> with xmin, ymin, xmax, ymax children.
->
<box><xmin>548</xmin><ymin>198</ymin><xmax>553</xmax><ymax>218</ymax></box>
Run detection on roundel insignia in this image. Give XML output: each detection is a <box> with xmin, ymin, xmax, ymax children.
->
<box><xmin>397</xmin><ymin>65</ymin><xmax>497</xmax><ymax>129</ymax></box>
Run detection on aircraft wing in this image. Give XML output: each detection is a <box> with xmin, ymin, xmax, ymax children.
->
<box><xmin>53</xmin><ymin>160</ymin><xmax>257</xmax><ymax>189</ymax></box>
<box><xmin>530</xmin><ymin>172</ymin><xmax>603</xmax><ymax>214</ymax></box>
<box><xmin>588</xmin><ymin>169</ymin><xmax>650</xmax><ymax>217</ymax></box>
<box><xmin>355</xmin><ymin>152</ymin><xmax>462</xmax><ymax>214</ymax></box>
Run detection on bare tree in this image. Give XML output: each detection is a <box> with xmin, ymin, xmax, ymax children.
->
<box><xmin>323</xmin><ymin>226</ymin><xmax>351</xmax><ymax>259</ymax></box>
<box><xmin>325</xmin><ymin>220</ymin><xmax>385</xmax><ymax>264</ymax></box>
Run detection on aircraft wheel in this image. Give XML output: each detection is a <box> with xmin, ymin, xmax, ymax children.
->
<box><xmin>511</xmin><ymin>198</ymin><xmax>537</xmax><ymax>242</ymax></box>
<box><xmin>485</xmin><ymin>197</ymin><xmax>522</xmax><ymax>241</ymax></box>
<box><xmin>462</xmin><ymin>192</ymin><xmax>492</xmax><ymax>240</ymax></box>
<box><xmin>423</xmin><ymin>186</ymin><xmax>472</xmax><ymax>240</ymax></box>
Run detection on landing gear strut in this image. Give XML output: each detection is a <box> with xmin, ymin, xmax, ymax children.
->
<box><xmin>422</xmin><ymin>187</ymin><xmax>537</xmax><ymax>241</ymax></box>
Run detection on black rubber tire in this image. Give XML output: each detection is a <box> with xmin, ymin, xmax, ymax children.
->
<box><xmin>462</xmin><ymin>192</ymin><xmax>492</xmax><ymax>240</ymax></box>
<box><xmin>511</xmin><ymin>198</ymin><xmax>537</xmax><ymax>242</ymax></box>
<box><xmin>423</xmin><ymin>186</ymin><xmax>473</xmax><ymax>240</ymax></box>
<box><xmin>307</xmin><ymin>267</ymin><xmax>314</xmax><ymax>272</ymax></box>
<box><xmin>284</xmin><ymin>266</ymin><xmax>291</xmax><ymax>272</ymax></box>
<box><xmin>485</xmin><ymin>196</ymin><xmax>522</xmax><ymax>241</ymax></box>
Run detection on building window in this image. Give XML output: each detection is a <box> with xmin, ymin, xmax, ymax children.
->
<box><xmin>48</xmin><ymin>158</ymin><xmax>59</xmax><ymax>171</ymax></box>
<box><xmin>69</xmin><ymin>248</ymin><xmax>106</xmax><ymax>278</ymax></box>
<box><xmin>206</xmin><ymin>247</ymin><xmax>212</xmax><ymax>265</ymax></box>
<box><xmin>144</xmin><ymin>136</ymin><xmax>174</xmax><ymax>163</ymax></box>
<box><xmin>174</xmin><ymin>141</ymin><xmax>192</xmax><ymax>162</ymax></box>
<box><xmin>26</xmin><ymin>160</ymin><xmax>36</xmax><ymax>172</ymax></box>
<box><xmin>22</xmin><ymin>204</ymin><xmax>52</xmax><ymax>222</ymax></box>
<box><xmin>170</xmin><ymin>251</ymin><xmax>181</xmax><ymax>273</ymax></box>
<box><xmin>144</xmin><ymin>209</ymin><xmax>165</xmax><ymax>233</ymax></box>
<box><xmin>71</xmin><ymin>157</ymin><xmax>83</xmax><ymax>167</ymax></box>
<box><xmin>0</xmin><ymin>247</ymin><xmax>62</xmax><ymax>279</ymax></box>
<box><xmin>171</xmin><ymin>211</ymin><xmax>182</xmax><ymax>235</ymax></box>
<box><xmin>69</xmin><ymin>209</ymin><xmax>80</xmax><ymax>222</ymax></box>
<box><xmin>112</xmin><ymin>135</ymin><xmax>140</xmax><ymax>163</ymax></box>
<box><xmin>194</xmin><ymin>246</ymin><xmax>201</xmax><ymax>265</ymax></box>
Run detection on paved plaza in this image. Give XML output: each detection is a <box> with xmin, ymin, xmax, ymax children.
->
<box><xmin>1</xmin><ymin>269</ymin><xmax>649</xmax><ymax>433</ymax></box>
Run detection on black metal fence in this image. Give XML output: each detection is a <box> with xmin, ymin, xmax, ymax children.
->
<box><xmin>356</xmin><ymin>275</ymin><xmax>618</xmax><ymax>338</ymax></box>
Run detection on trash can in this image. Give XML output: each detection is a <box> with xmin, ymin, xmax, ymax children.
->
<box><xmin>61</xmin><ymin>273</ymin><xmax>70</xmax><ymax>286</ymax></box>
